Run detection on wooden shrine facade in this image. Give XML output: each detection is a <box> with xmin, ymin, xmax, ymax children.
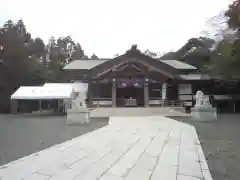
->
<box><xmin>63</xmin><ymin>46</ymin><xmax>207</xmax><ymax>107</ymax></box>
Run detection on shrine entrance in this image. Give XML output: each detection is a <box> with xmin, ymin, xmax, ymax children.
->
<box><xmin>116</xmin><ymin>80</ymin><xmax>144</xmax><ymax>107</ymax></box>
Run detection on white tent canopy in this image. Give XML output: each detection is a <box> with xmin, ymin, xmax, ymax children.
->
<box><xmin>43</xmin><ymin>82</ymin><xmax>88</xmax><ymax>93</ymax></box>
<box><xmin>11</xmin><ymin>86</ymin><xmax>75</xmax><ymax>100</ymax></box>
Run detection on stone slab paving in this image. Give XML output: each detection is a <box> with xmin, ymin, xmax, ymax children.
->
<box><xmin>0</xmin><ymin>116</ymin><xmax>212</xmax><ymax>180</ymax></box>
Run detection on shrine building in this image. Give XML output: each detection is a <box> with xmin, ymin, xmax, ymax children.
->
<box><xmin>63</xmin><ymin>45</ymin><xmax>212</xmax><ymax>107</ymax></box>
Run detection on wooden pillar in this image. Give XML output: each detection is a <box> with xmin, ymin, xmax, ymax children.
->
<box><xmin>88</xmin><ymin>83</ymin><xmax>93</xmax><ymax>107</ymax></box>
<box><xmin>57</xmin><ymin>99</ymin><xmax>60</xmax><ymax>112</ymax></box>
<box><xmin>112</xmin><ymin>79</ymin><xmax>116</xmax><ymax>107</ymax></box>
<box><xmin>144</xmin><ymin>80</ymin><xmax>149</xmax><ymax>107</ymax></box>
<box><xmin>11</xmin><ymin>99</ymin><xmax>18</xmax><ymax>114</ymax></box>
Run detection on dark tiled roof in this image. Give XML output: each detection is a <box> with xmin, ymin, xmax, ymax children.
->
<box><xmin>63</xmin><ymin>48</ymin><xmax>198</xmax><ymax>80</ymax></box>
<box><xmin>179</xmin><ymin>74</ymin><xmax>211</xmax><ymax>80</ymax></box>
<box><xmin>159</xmin><ymin>60</ymin><xmax>197</xmax><ymax>70</ymax></box>
<box><xmin>63</xmin><ymin>59</ymin><xmax>109</xmax><ymax>70</ymax></box>
<box><xmin>64</xmin><ymin>58</ymin><xmax>197</xmax><ymax>71</ymax></box>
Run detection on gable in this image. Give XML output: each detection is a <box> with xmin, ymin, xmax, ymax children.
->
<box><xmin>91</xmin><ymin>58</ymin><xmax>175</xmax><ymax>79</ymax></box>
<box><xmin>86</xmin><ymin>49</ymin><xmax>180</xmax><ymax>80</ymax></box>
<box><xmin>92</xmin><ymin>59</ymin><xmax>172</xmax><ymax>82</ymax></box>
<box><xmin>112</xmin><ymin>62</ymin><xmax>146</xmax><ymax>74</ymax></box>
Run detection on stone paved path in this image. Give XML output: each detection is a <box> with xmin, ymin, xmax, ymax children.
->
<box><xmin>0</xmin><ymin>116</ymin><xmax>212</xmax><ymax>180</ymax></box>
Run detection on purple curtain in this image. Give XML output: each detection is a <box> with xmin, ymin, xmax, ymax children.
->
<box><xmin>117</xmin><ymin>80</ymin><xmax>143</xmax><ymax>88</ymax></box>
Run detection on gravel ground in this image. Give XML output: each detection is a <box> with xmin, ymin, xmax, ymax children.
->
<box><xmin>0</xmin><ymin>114</ymin><xmax>108</xmax><ymax>166</ymax></box>
<box><xmin>174</xmin><ymin>114</ymin><xmax>240</xmax><ymax>180</ymax></box>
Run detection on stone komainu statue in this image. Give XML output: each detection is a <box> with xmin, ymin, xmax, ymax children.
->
<box><xmin>195</xmin><ymin>90</ymin><xmax>204</xmax><ymax>106</ymax></box>
<box><xmin>70</xmin><ymin>92</ymin><xmax>87</xmax><ymax>110</ymax></box>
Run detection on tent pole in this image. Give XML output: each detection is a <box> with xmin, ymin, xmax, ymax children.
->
<box><xmin>39</xmin><ymin>100</ymin><xmax>42</xmax><ymax>112</ymax></box>
<box><xmin>11</xmin><ymin>99</ymin><xmax>18</xmax><ymax>114</ymax></box>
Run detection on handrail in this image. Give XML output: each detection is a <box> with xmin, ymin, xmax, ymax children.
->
<box><xmin>92</xmin><ymin>97</ymin><xmax>112</xmax><ymax>100</ymax></box>
<box><xmin>91</xmin><ymin>98</ymin><xmax>112</xmax><ymax>107</ymax></box>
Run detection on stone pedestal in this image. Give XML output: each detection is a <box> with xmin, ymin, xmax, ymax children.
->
<box><xmin>67</xmin><ymin>108</ymin><xmax>90</xmax><ymax>125</ymax></box>
<box><xmin>66</xmin><ymin>93</ymin><xmax>90</xmax><ymax>125</ymax></box>
<box><xmin>191</xmin><ymin>96</ymin><xmax>217</xmax><ymax>121</ymax></box>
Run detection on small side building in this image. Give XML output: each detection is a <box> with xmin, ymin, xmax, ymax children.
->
<box><xmin>10</xmin><ymin>86</ymin><xmax>75</xmax><ymax>114</ymax></box>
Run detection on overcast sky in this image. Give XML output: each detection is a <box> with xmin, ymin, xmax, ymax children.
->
<box><xmin>0</xmin><ymin>0</ymin><xmax>232</xmax><ymax>57</ymax></box>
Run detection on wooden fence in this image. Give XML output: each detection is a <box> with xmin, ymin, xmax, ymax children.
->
<box><xmin>90</xmin><ymin>97</ymin><xmax>194</xmax><ymax>108</ymax></box>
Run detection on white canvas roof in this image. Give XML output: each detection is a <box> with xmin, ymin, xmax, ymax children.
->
<box><xmin>44</xmin><ymin>82</ymin><xmax>88</xmax><ymax>93</ymax></box>
<box><xmin>11</xmin><ymin>86</ymin><xmax>74</xmax><ymax>100</ymax></box>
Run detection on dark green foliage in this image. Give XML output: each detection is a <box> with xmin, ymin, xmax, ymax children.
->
<box><xmin>159</xmin><ymin>37</ymin><xmax>215</xmax><ymax>70</ymax></box>
<box><xmin>225</xmin><ymin>0</ymin><xmax>240</xmax><ymax>31</ymax></box>
<box><xmin>91</xmin><ymin>54</ymin><xmax>99</xmax><ymax>60</ymax></box>
<box><xmin>159</xmin><ymin>52</ymin><xmax>176</xmax><ymax>60</ymax></box>
<box><xmin>210</xmin><ymin>0</ymin><xmax>240</xmax><ymax>77</ymax></box>
<box><xmin>0</xmin><ymin>19</ymin><xmax>87</xmax><ymax>113</ymax></box>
